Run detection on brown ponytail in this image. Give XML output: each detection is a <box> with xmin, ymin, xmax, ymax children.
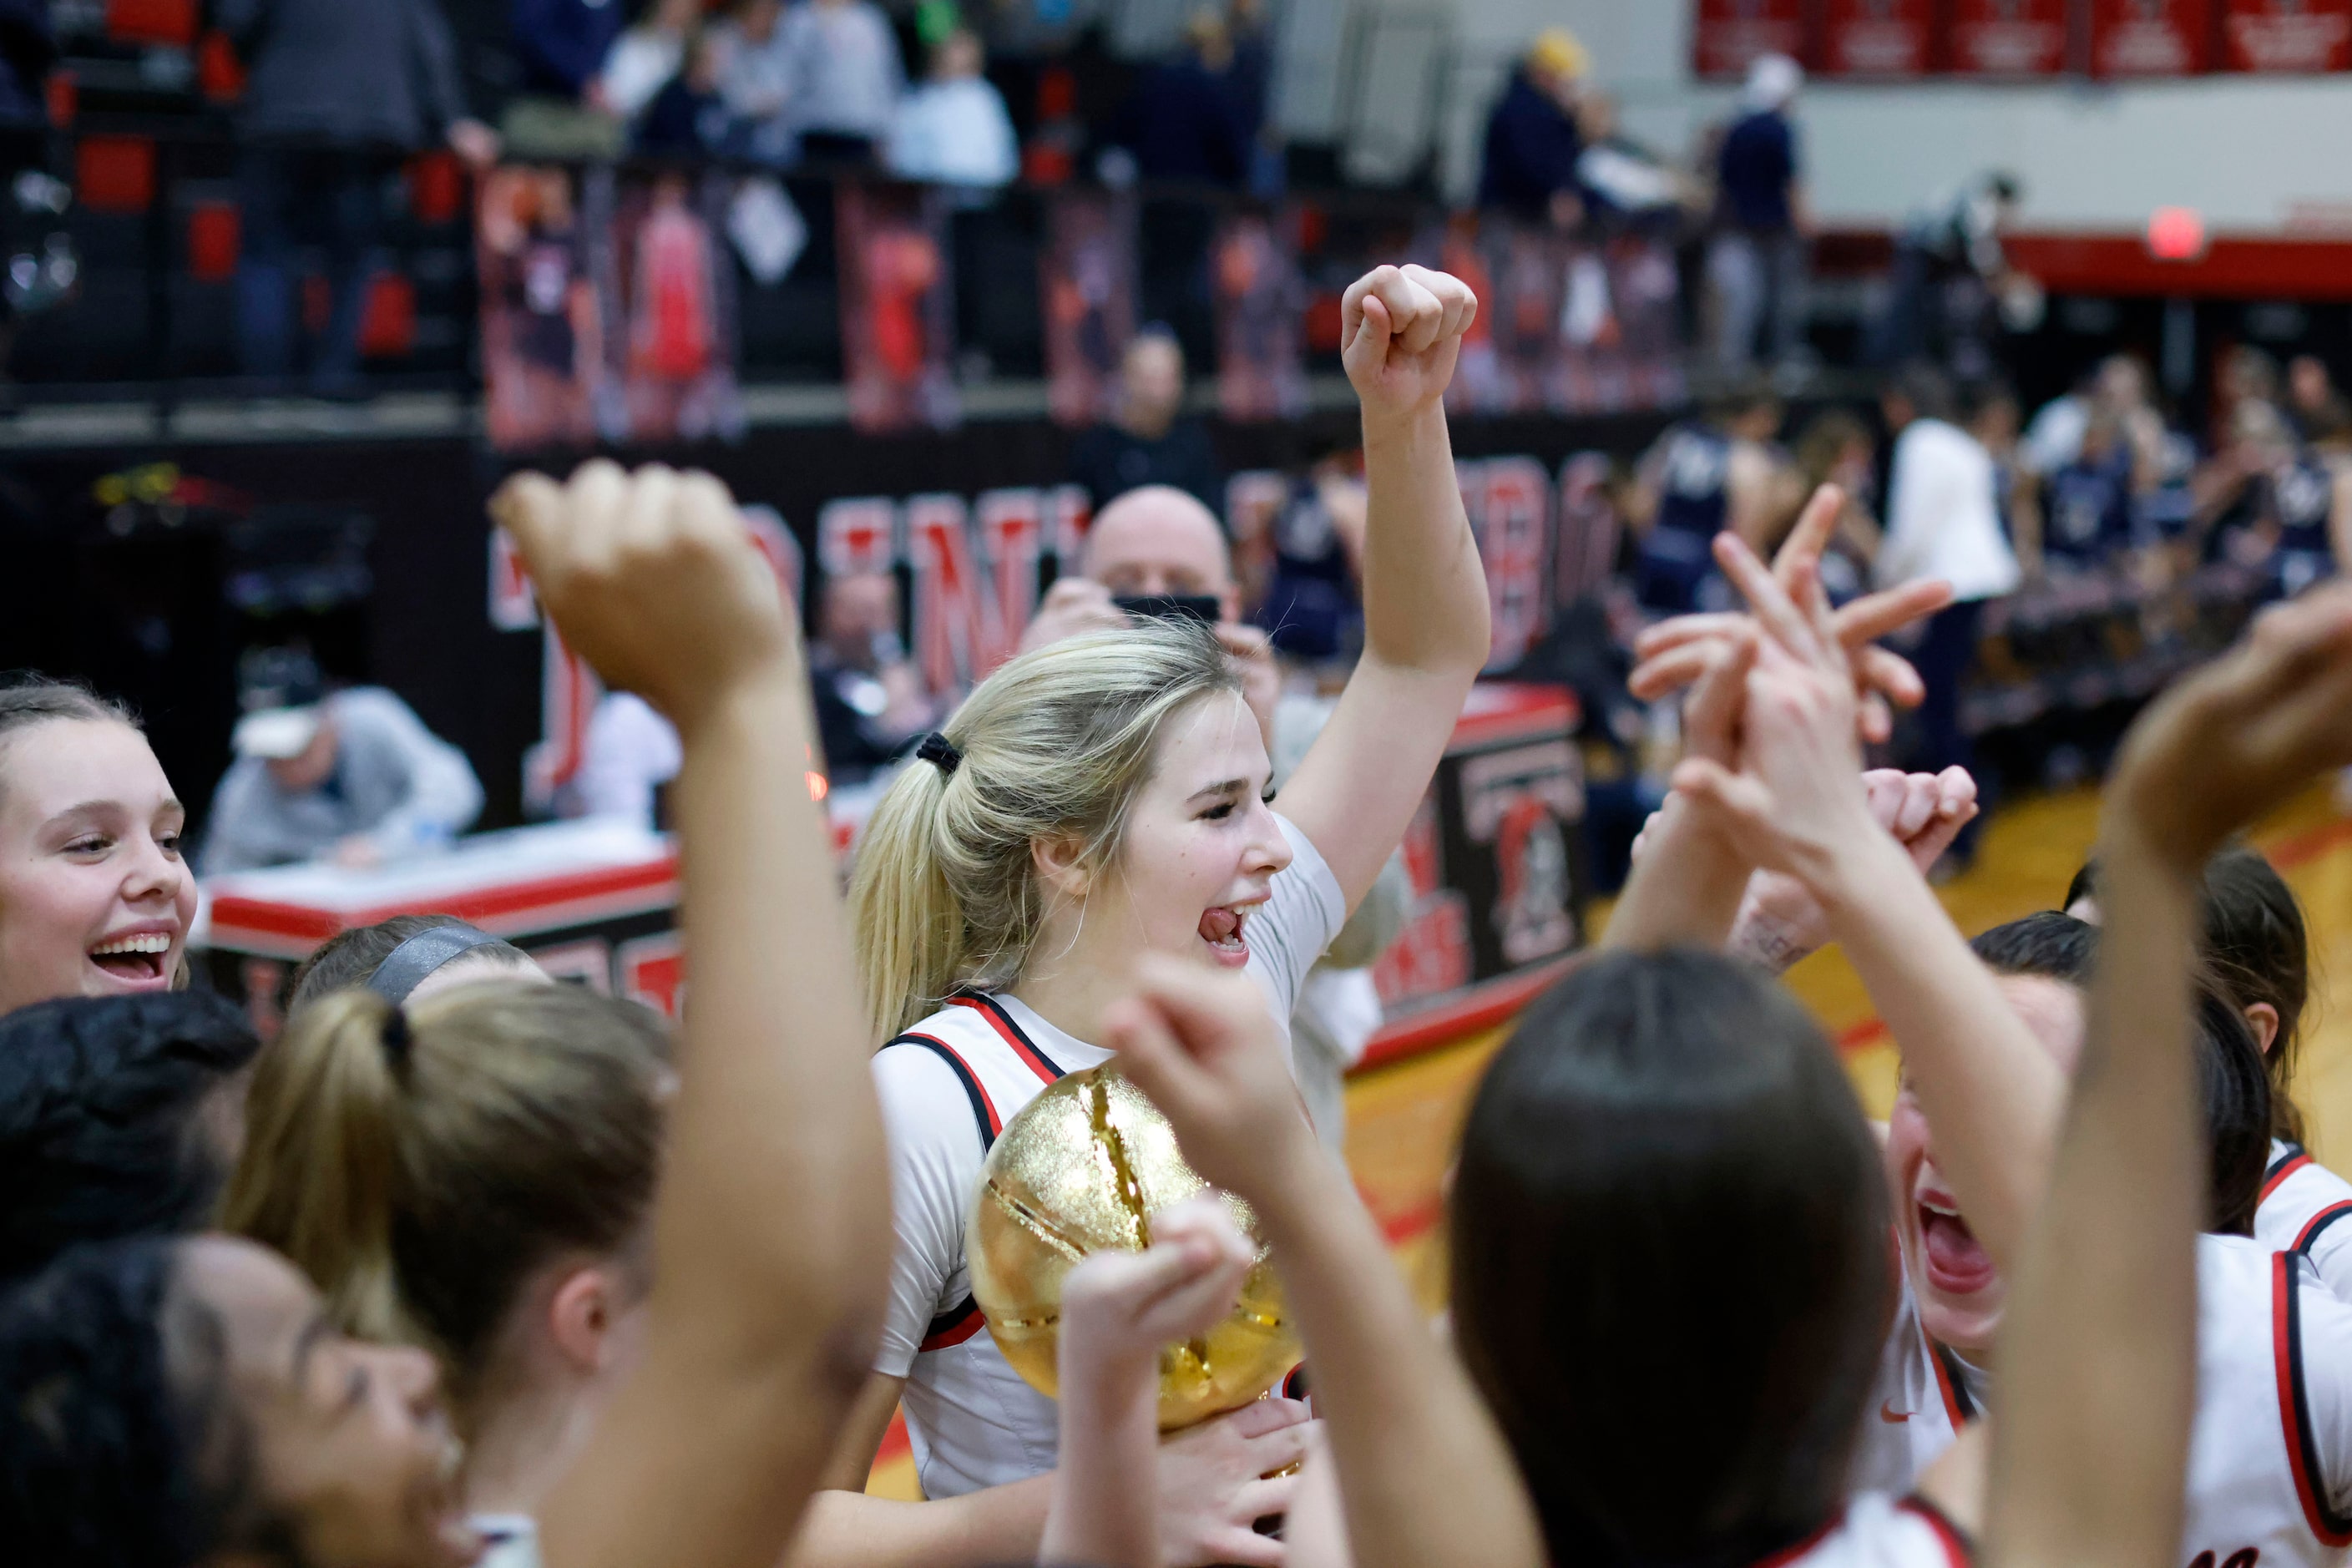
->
<box><xmin>220</xmin><ymin>982</ymin><xmax>669</xmax><ymax>1419</ymax></box>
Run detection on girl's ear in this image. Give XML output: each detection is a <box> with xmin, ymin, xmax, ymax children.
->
<box><xmin>1032</xmin><ymin>833</ymin><xmax>1092</xmax><ymax>901</ymax></box>
<box><xmin>2246</xmin><ymin>1001</ymin><xmax>2282</xmax><ymax>1057</ymax></box>
<box><xmin>548</xmin><ymin>1266</ymin><xmax>618</xmax><ymax>1373</ymax></box>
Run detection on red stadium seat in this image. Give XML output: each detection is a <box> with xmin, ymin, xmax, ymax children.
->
<box><xmin>106</xmin><ymin>0</ymin><xmax>197</xmax><ymax>48</ymax></box>
<box><xmin>78</xmin><ymin>136</ymin><xmax>155</xmax><ymax>213</ymax></box>
<box><xmin>358</xmin><ymin>273</ymin><xmax>416</xmax><ymax>359</ymax></box>
<box><xmin>46</xmin><ymin>71</ymin><xmax>74</xmax><ymax>128</ymax></box>
<box><xmin>408</xmin><ymin>151</ymin><xmax>464</xmax><ymax>226</ymax></box>
<box><xmin>187</xmin><ymin>200</ymin><xmax>238</xmax><ymax>281</ymax></box>
<box><xmin>197</xmin><ymin>31</ymin><xmax>245</xmax><ymax>102</ymax></box>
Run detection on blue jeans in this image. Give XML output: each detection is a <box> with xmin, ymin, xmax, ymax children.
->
<box><xmin>235</xmin><ymin>145</ymin><xmax>395</xmax><ymax>387</ymax></box>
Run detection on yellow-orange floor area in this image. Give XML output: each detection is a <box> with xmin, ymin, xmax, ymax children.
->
<box><xmin>866</xmin><ymin>782</ymin><xmax>2352</xmax><ymax>1500</ymax></box>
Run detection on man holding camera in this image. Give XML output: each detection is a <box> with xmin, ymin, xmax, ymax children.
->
<box><xmin>1019</xmin><ymin>483</ymin><xmax>1280</xmax><ymax>749</ymax></box>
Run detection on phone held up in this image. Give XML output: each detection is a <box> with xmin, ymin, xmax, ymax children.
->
<box><xmin>1112</xmin><ymin>594</ymin><xmax>1222</xmax><ymax>626</ymax></box>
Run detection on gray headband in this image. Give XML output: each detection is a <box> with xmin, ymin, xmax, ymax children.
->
<box><xmin>364</xmin><ymin>924</ymin><xmax>507</xmax><ymax>1004</ymax></box>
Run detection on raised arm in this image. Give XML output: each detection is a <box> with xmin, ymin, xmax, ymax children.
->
<box><xmin>1989</xmin><ymin>584</ymin><xmax>2352</xmax><ymax>1568</ymax></box>
<box><xmin>491</xmin><ymin>463</ymin><xmax>892</xmax><ymax>1568</ymax></box>
<box><xmin>1108</xmin><ymin>959</ymin><xmax>1545</xmax><ymax>1568</ymax></box>
<box><xmin>1277</xmin><ymin>265</ymin><xmax>1490</xmax><ymax>909</ymax></box>
<box><xmin>1673</xmin><ymin>534</ymin><xmax>2061</xmax><ymax>1271</ymax></box>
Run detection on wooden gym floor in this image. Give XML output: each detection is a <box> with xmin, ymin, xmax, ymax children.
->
<box><xmin>865</xmin><ymin>781</ymin><xmax>2352</xmax><ymax>1500</ymax></box>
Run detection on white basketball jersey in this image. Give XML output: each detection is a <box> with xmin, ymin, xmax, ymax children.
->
<box><xmin>879</xmin><ymin>994</ymin><xmax>1085</xmax><ymax>1498</ymax></box>
<box><xmin>1760</xmin><ymin>1494</ymin><xmax>1969</xmax><ymax>1568</ymax></box>
<box><xmin>867</xmin><ymin>813</ymin><xmax>1344</xmax><ymax>1499</ymax></box>
<box><xmin>2261</xmin><ymin>1140</ymin><xmax>2352</xmax><ymax>1304</ymax></box>
<box><xmin>1856</xmin><ymin>1234</ymin><xmax>2352</xmax><ymax>1568</ymax></box>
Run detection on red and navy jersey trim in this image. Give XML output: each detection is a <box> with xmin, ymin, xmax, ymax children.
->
<box><xmin>2269</xmin><ymin>1143</ymin><xmax>2316</xmax><ymax>1203</ymax></box>
<box><xmin>1930</xmin><ymin>1340</ymin><xmax>1978</xmax><ymax>1425</ymax></box>
<box><xmin>2298</xmin><ymin>1201</ymin><xmax>2352</xmax><ymax>1256</ymax></box>
<box><xmin>948</xmin><ymin>993</ymin><xmax>1069</xmax><ymax>1085</ymax></box>
<box><xmin>1898</xmin><ymin>1495</ymin><xmax>1975</xmax><ymax>1568</ymax></box>
<box><xmin>921</xmin><ymin>1295</ymin><xmax>988</xmax><ymax>1351</ymax></box>
<box><xmin>2274</xmin><ymin>1250</ymin><xmax>2352</xmax><ymax>1546</ymax></box>
<box><xmin>886</xmin><ymin>1032</ymin><xmax>1004</xmax><ymax>1151</ymax></box>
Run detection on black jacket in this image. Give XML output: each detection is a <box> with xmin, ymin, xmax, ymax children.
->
<box><xmin>219</xmin><ymin>0</ymin><xmax>468</xmax><ymax>148</ymax></box>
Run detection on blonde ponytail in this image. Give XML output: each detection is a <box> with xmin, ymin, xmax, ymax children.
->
<box><xmin>222</xmin><ymin>981</ymin><xmax>668</xmax><ymax>1418</ymax></box>
<box><xmin>848</xmin><ymin>618</ymin><xmax>1240</xmax><ymax>1041</ymax></box>
<box><xmin>216</xmin><ymin>988</ymin><xmax>413</xmax><ymax>1348</ymax></box>
<box><xmin>849</xmin><ymin>760</ymin><xmax>969</xmax><ymax>1048</ymax></box>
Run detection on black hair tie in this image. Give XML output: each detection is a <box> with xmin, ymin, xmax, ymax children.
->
<box><xmin>916</xmin><ymin>732</ymin><xmax>962</xmax><ymax>776</ymax></box>
<box><xmin>378</xmin><ymin>1005</ymin><xmax>414</xmax><ymax>1077</ymax></box>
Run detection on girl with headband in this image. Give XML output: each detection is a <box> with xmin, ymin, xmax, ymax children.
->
<box><xmin>798</xmin><ymin>264</ymin><xmax>1490</xmax><ymax>1568</ymax></box>
<box><xmin>0</xmin><ymin>463</ymin><xmax>893</xmax><ymax>1568</ymax></box>
<box><xmin>285</xmin><ymin>913</ymin><xmax>547</xmax><ymax>1012</ymax></box>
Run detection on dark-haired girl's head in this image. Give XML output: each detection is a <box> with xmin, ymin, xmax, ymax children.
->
<box><xmin>0</xmin><ymin>990</ymin><xmax>260</xmax><ymax>1287</ymax></box>
<box><xmin>0</xmin><ymin>675</ymin><xmax>195</xmax><ymax>1015</ymax></box>
<box><xmin>286</xmin><ymin>914</ymin><xmax>544</xmax><ymax>1015</ymax></box>
<box><xmin>1888</xmin><ymin>911</ymin><xmax>2269</xmax><ymax>1358</ymax></box>
<box><xmin>2066</xmin><ymin>848</ymin><xmax>2309</xmax><ymax>1140</ymax></box>
<box><xmin>0</xmin><ymin>1233</ymin><xmax>474</xmax><ymax>1568</ymax></box>
<box><xmin>1449</xmin><ymin>949</ymin><xmax>1889</xmax><ymax>1567</ymax></box>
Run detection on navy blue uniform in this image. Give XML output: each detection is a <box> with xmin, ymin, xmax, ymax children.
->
<box><xmin>2041</xmin><ymin>447</ymin><xmax>2134</xmax><ymax>569</ymax></box>
<box><xmin>1636</xmin><ymin>424</ymin><xmax>1733</xmax><ymax>615</ymax></box>
<box><xmin>2269</xmin><ymin>451</ymin><xmax>2338</xmax><ymax>599</ymax></box>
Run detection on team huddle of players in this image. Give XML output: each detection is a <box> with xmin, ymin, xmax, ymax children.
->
<box><xmin>3</xmin><ymin>266</ymin><xmax>2352</xmax><ymax>1568</ymax></box>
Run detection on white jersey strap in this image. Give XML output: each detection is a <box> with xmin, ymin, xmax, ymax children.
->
<box><xmin>880</xmin><ymin>997</ymin><xmax>1070</xmax><ymax>1357</ymax></box>
<box><xmin>2269</xmin><ymin>1143</ymin><xmax>2317</xmax><ymax>1203</ymax></box>
<box><xmin>2274</xmin><ymin>1251</ymin><xmax>2352</xmax><ymax>1547</ymax></box>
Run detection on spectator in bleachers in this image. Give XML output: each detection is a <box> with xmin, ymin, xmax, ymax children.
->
<box><xmin>636</xmin><ymin>24</ymin><xmax>734</xmax><ymax>155</ymax></box>
<box><xmin>809</xmin><ymin>570</ymin><xmax>935</xmax><ymax>785</ymax></box>
<box><xmin>1227</xmin><ymin>0</ymin><xmax>1282</xmax><ymax>197</ymax></box>
<box><xmin>776</xmin><ymin>0</ymin><xmax>905</xmax><ymax>165</ymax></box>
<box><xmin>1874</xmin><ymin>362</ymin><xmax>2019</xmax><ymax>862</ymax></box>
<box><xmin>1476</xmin><ymin>28</ymin><xmax>1589</xmax><ymax>227</ymax></box>
<box><xmin>220</xmin><ymin>0</ymin><xmax>498</xmax><ymax>395</ymax></box>
<box><xmin>886</xmin><ymin>29</ymin><xmax>1019</xmax><ymax>191</ymax></box>
<box><xmin>1065</xmin><ymin>326</ymin><xmax>1223</xmax><ymax>511</ymax></box>
<box><xmin>1706</xmin><ymin>53</ymin><xmax>1807</xmax><ymax>376</ymax></box>
<box><xmin>503</xmin><ymin>0</ymin><xmax>630</xmax><ymax>158</ymax></box>
<box><xmin>596</xmin><ymin>0</ymin><xmax>702</xmax><ymax>125</ymax></box>
<box><xmin>1869</xmin><ymin>170</ymin><xmax>2022</xmax><ymax>377</ymax></box>
<box><xmin>706</xmin><ymin>0</ymin><xmax>798</xmax><ymax>164</ymax></box>
<box><xmin>1117</xmin><ymin>8</ymin><xmax>1253</xmax><ymax>188</ymax></box>
<box><xmin>200</xmin><ymin>648</ymin><xmax>483</xmax><ymax>875</ymax></box>
<box><xmin>1572</xmin><ymin>92</ymin><xmax>1692</xmax><ymax>224</ymax></box>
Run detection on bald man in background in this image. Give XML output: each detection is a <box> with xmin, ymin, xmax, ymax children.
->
<box><xmin>1020</xmin><ymin>483</ymin><xmax>1281</xmax><ymax>743</ymax></box>
<box><xmin>1019</xmin><ymin>481</ymin><xmax>1409</xmax><ymax>1150</ymax></box>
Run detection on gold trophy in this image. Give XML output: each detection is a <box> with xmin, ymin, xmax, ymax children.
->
<box><xmin>966</xmin><ymin>1065</ymin><xmax>1302</xmax><ymax>1429</ymax></box>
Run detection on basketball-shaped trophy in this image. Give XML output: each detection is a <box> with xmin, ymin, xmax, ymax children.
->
<box><xmin>966</xmin><ymin>1065</ymin><xmax>1301</xmax><ymax>1429</ymax></box>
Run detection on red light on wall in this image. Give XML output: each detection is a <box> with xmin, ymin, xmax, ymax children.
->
<box><xmin>2147</xmin><ymin>206</ymin><xmax>2208</xmax><ymax>260</ymax></box>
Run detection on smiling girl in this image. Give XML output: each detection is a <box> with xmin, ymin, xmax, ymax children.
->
<box><xmin>796</xmin><ymin>264</ymin><xmax>1490</xmax><ymax>1568</ymax></box>
<box><xmin>0</xmin><ymin>680</ymin><xmax>195</xmax><ymax>1014</ymax></box>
